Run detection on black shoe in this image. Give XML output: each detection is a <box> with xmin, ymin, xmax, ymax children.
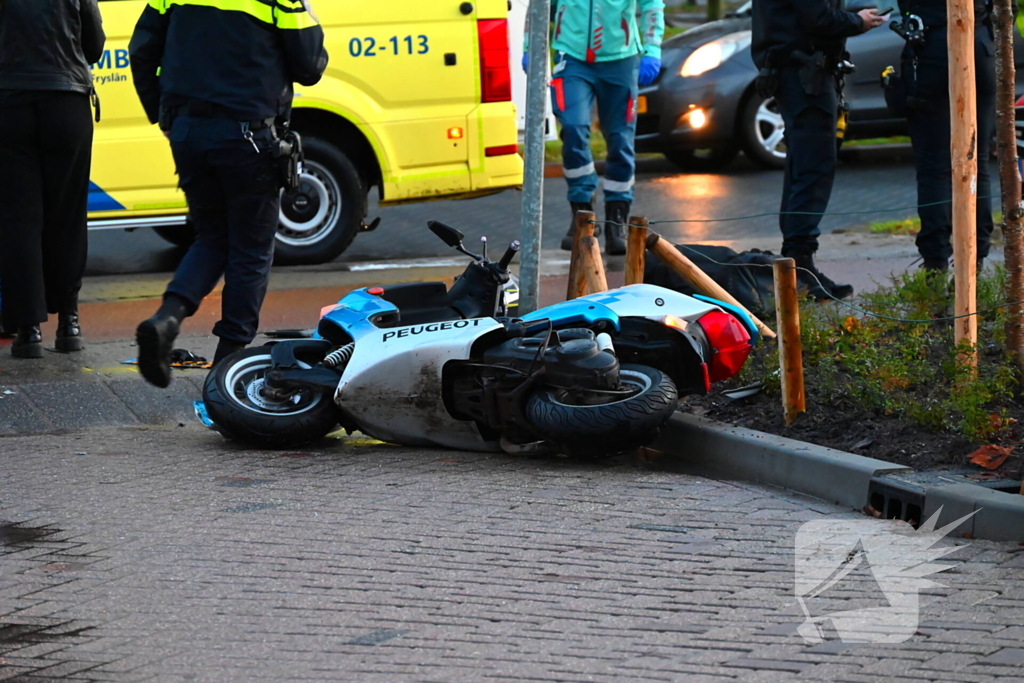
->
<box><xmin>136</xmin><ymin>313</ymin><xmax>180</xmax><ymax>388</ymax></box>
<box><xmin>604</xmin><ymin>200</ymin><xmax>629</xmax><ymax>255</ymax></box>
<box><xmin>55</xmin><ymin>307</ymin><xmax>83</xmax><ymax>353</ymax></box>
<box><xmin>12</xmin><ymin>325</ymin><xmax>43</xmax><ymax>359</ymax></box>
<box><xmin>213</xmin><ymin>339</ymin><xmax>246</xmax><ymax>365</ymax></box>
<box><xmin>785</xmin><ymin>249</ymin><xmax>854</xmax><ymax>301</ymax></box>
<box><xmin>560</xmin><ymin>201</ymin><xmax>595</xmax><ymax>251</ymax></box>
<box><xmin>921</xmin><ymin>258</ymin><xmax>949</xmax><ymax>272</ymax></box>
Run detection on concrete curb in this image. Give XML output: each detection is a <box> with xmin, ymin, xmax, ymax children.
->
<box><xmin>652</xmin><ymin>413</ymin><xmax>911</xmax><ymax>510</ymax></box>
<box><xmin>654</xmin><ymin>413</ymin><xmax>1024</xmax><ymax>542</ymax></box>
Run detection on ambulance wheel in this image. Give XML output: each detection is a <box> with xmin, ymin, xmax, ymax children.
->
<box><xmin>274</xmin><ymin>137</ymin><xmax>367</xmax><ymax>266</ymax></box>
<box><xmin>153</xmin><ymin>217</ymin><xmax>196</xmax><ymax>248</ymax></box>
<box><xmin>525</xmin><ymin>364</ymin><xmax>678</xmax><ymax>455</ymax></box>
<box><xmin>203</xmin><ymin>348</ymin><xmax>339</xmax><ymax>449</ymax></box>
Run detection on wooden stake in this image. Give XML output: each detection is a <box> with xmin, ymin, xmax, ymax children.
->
<box><xmin>647</xmin><ymin>233</ymin><xmax>777</xmax><ymax>339</ymax></box>
<box><xmin>580</xmin><ymin>236</ymin><xmax>608</xmax><ymax>294</ymax></box>
<box><xmin>773</xmin><ymin>258</ymin><xmax>806</xmax><ymax>425</ymax></box>
<box><xmin>566</xmin><ymin>210</ymin><xmax>596</xmax><ymax>300</ymax></box>
<box><xmin>624</xmin><ymin>215</ymin><xmax>649</xmax><ymax>286</ymax></box>
<box><xmin>993</xmin><ymin>0</ymin><xmax>1024</xmax><ymax>375</ymax></box>
<box><xmin>948</xmin><ymin>0</ymin><xmax>979</xmax><ymax>367</ymax></box>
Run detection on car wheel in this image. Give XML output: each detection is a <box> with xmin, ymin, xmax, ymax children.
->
<box><xmin>274</xmin><ymin>137</ymin><xmax>367</xmax><ymax>266</ymax></box>
<box><xmin>663</xmin><ymin>146</ymin><xmax>739</xmax><ymax>173</ymax></box>
<box><xmin>740</xmin><ymin>94</ymin><xmax>787</xmax><ymax>169</ymax></box>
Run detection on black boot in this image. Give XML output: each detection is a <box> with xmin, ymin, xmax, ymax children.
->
<box><xmin>560</xmin><ymin>201</ymin><xmax>595</xmax><ymax>251</ymax></box>
<box><xmin>604</xmin><ymin>201</ymin><xmax>629</xmax><ymax>255</ymax></box>
<box><xmin>921</xmin><ymin>258</ymin><xmax>949</xmax><ymax>273</ymax></box>
<box><xmin>55</xmin><ymin>303</ymin><xmax>83</xmax><ymax>353</ymax></box>
<box><xmin>213</xmin><ymin>339</ymin><xmax>246</xmax><ymax>365</ymax></box>
<box><xmin>784</xmin><ymin>249</ymin><xmax>854</xmax><ymax>301</ymax></box>
<box><xmin>12</xmin><ymin>325</ymin><xmax>43</xmax><ymax>359</ymax></box>
<box><xmin>136</xmin><ymin>294</ymin><xmax>189</xmax><ymax>388</ymax></box>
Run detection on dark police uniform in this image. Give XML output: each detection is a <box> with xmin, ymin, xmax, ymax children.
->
<box><xmin>752</xmin><ymin>0</ymin><xmax>864</xmax><ymax>296</ymax></box>
<box><xmin>895</xmin><ymin>0</ymin><xmax>995</xmax><ymax>270</ymax></box>
<box><xmin>130</xmin><ymin>0</ymin><xmax>327</xmax><ymax>386</ymax></box>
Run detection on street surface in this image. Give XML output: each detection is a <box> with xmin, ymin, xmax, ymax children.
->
<box><xmin>86</xmin><ymin>153</ymin><xmax>926</xmax><ymax>276</ymax></box>
<box><xmin>3</xmin><ymin>425</ymin><xmax>1024</xmax><ymax>682</ymax></box>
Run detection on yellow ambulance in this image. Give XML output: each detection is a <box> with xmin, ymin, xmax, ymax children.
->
<box><xmin>89</xmin><ymin>0</ymin><xmax>523</xmax><ymax>264</ymax></box>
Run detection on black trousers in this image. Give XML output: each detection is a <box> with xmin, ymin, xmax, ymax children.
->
<box><xmin>164</xmin><ymin>116</ymin><xmax>281</xmax><ymax>345</ymax></box>
<box><xmin>0</xmin><ymin>91</ymin><xmax>92</xmax><ymax>330</ymax></box>
<box><xmin>775</xmin><ymin>67</ymin><xmax>838</xmax><ymax>254</ymax></box>
<box><xmin>904</xmin><ymin>27</ymin><xmax>996</xmax><ymax>262</ymax></box>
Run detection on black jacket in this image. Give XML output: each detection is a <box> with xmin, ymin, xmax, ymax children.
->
<box><xmin>752</xmin><ymin>0</ymin><xmax>863</xmax><ymax>69</ymax></box>
<box><xmin>129</xmin><ymin>0</ymin><xmax>328</xmax><ymax>125</ymax></box>
<box><xmin>0</xmin><ymin>0</ymin><xmax>105</xmax><ymax>93</ymax></box>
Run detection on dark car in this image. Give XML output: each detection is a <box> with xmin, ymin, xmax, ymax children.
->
<box><xmin>637</xmin><ymin>2</ymin><xmax>1024</xmax><ymax>171</ymax></box>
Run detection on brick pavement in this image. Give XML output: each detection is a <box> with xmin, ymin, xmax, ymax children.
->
<box><xmin>2</xmin><ymin>426</ymin><xmax>1024</xmax><ymax>681</ymax></box>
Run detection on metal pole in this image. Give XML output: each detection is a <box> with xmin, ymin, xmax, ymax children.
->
<box><xmin>518</xmin><ymin>0</ymin><xmax>551</xmax><ymax>314</ymax></box>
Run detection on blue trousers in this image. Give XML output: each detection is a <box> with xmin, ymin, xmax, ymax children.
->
<box><xmin>165</xmin><ymin>116</ymin><xmax>281</xmax><ymax>345</ymax></box>
<box><xmin>551</xmin><ymin>54</ymin><xmax>639</xmax><ymax>204</ymax></box>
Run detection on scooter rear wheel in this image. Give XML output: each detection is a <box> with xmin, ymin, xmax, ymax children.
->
<box><xmin>203</xmin><ymin>347</ymin><xmax>339</xmax><ymax>449</ymax></box>
<box><xmin>525</xmin><ymin>364</ymin><xmax>678</xmax><ymax>455</ymax></box>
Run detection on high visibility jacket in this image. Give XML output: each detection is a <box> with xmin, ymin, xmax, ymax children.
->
<box><xmin>526</xmin><ymin>0</ymin><xmax>665</xmax><ymax>63</ymax></box>
<box><xmin>129</xmin><ymin>0</ymin><xmax>328</xmax><ymax>124</ymax></box>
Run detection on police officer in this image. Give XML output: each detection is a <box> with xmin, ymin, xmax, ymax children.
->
<box><xmin>752</xmin><ymin>0</ymin><xmax>886</xmax><ymax>299</ymax></box>
<box><xmin>895</xmin><ymin>0</ymin><xmax>996</xmax><ymax>272</ymax></box>
<box><xmin>129</xmin><ymin>0</ymin><xmax>327</xmax><ymax>387</ymax></box>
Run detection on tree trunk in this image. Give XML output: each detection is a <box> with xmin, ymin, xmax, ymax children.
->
<box><xmin>993</xmin><ymin>0</ymin><xmax>1024</xmax><ymax>374</ymax></box>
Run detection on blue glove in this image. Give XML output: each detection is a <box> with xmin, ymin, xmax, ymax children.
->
<box><xmin>638</xmin><ymin>56</ymin><xmax>661</xmax><ymax>86</ymax></box>
<box><xmin>522</xmin><ymin>53</ymin><xmax>529</xmax><ymax>73</ymax></box>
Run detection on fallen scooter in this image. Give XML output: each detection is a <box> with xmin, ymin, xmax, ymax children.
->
<box><xmin>199</xmin><ymin>222</ymin><xmax>757</xmax><ymax>454</ymax></box>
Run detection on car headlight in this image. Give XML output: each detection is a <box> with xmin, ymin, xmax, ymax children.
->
<box><xmin>680</xmin><ymin>31</ymin><xmax>752</xmax><ymax>77</ymax></box>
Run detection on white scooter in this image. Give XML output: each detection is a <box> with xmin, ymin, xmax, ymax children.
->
<box><xmin>200</xmin><ymin>222</ymin><xmax>756</xmax><ymax>454</ymax></box>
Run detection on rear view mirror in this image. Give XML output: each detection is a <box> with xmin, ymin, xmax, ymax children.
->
<box><xmin>428</xmin><ymin>220</ymin><xmax>466</xmax><ymax>248</ymax></box>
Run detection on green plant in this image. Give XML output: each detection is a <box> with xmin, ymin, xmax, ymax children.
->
<box><xmin>742</xmin><ymin>268</ymin><xmax>1021</xmax><ymax>441</ymax></box>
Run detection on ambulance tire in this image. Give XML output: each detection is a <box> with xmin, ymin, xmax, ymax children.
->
<box><xmin>273</xmin><ymin>138</ymin><xmax>367</xmax><ymax>266</ymax></box>
<box><xmin>153</xmin><ymin>217</ymin><xmax>196</xmax><ymax>248</ymax></box>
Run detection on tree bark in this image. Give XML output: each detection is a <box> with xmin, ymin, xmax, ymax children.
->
<box><xmin>993</xmin><ymin>0</ymin><xmax>1024</xmax><ymax>374</ymax></box>
<box><xmin>948</xmin><ymin>0</ymin><xmax>979</xmax><ymax>368</ymax></box>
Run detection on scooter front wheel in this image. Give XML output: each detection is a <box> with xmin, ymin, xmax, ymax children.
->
<box><xmin>525</xmin><ymin>364</ymin><xmax>678</xmax><ymax>455</ymax></box>
<box><xmin>203</xmin><ymin>348</ymin><xmax>339</xmax><ymax>449</ymax></box>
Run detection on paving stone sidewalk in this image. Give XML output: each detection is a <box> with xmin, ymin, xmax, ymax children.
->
<box><xmin>2</xmin><ymin>426</ymin><xmax>1024</xmax><ymax>682</ymax></box>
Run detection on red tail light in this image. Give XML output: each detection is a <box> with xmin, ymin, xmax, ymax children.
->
<box><xmin>697</xmin><ymin>311</ymin><xmax>752</xmax><ymax>383</ymax></box>
<box><xmin>478</xmin><ymin>19</ymin><xmax>512</xmax><ymax>103</ymax></box>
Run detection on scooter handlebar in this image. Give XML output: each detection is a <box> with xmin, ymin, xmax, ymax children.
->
<box><xmin>498</xmin><ymin>240</ymin><xmax>521</xmax><ymax>271</ymax></box>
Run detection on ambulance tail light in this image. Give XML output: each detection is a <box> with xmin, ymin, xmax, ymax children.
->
<box><xmin>696</xmin><ymin>310</ymin><xmax>752</xmax><ymax>383</ymax></box>
<box><xmin>478</xmin><ymin>19</ymin><xmax>512</xmax><ymax>103</ymax></box>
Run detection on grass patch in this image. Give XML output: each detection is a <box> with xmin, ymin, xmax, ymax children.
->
<box><xmin>520</xmin><ymin>128</ymin><xmax>610</xmax><ymax>163</ymax></box>
<box><xmin>868</xmin><ymin>211</ymin><xmax>1003</xmax><ymax>236</ymax></box>
<box><xmin>843</xmin><ymin>135</ymin><xmax>911</xmax><ymax>147</ymax></box>
<box><xmin>738</xmin><ymin>266</ymin><xmax>1019</xmax><ymax>442</ymax></box>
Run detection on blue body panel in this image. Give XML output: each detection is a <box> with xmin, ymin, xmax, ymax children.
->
<box><xmin>519</xmin><ymin>299</ymin><xmax>621</xmax><ymax>331</ymax></box>
<box><xmin>317</xmin><ymin>289</ymin><xmax>401</xmax><ymax>342</ymax></box>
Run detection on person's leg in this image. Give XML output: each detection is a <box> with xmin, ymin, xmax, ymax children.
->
<box><xmin>0</xmin><ymin>98</ymin><xmax>47</xmax><ymax>355</ymax></box>
<box><xmin>775</xmin><ymin>70</ymin><xmax>836</xmax><ymax>256</ymax></box>
<box><xmin>775</xmin><ymin>69</ymin><xmax>851</xmax><ymax>299</ymax></box>
<box><xmin>35</xmin><ymin>92</ymin><xmax>93</xmax><ymax>351</ymax></box>
<box><xmin>975</xmin><ymin>37</ymin><xmax>996</xmax><ymax>267</ymax></box>
<box><xmin>137</xmin><ymin>117</ymin><xmax>228</xmax><ymax>387</ymax></box>
<box><xmin>212</xmin><ymin>123</ymin><xmax>281</xmax><ymax>361</ymax></box>
<box><xmin>594</xmin><ymin>55</ymin><xmax>639</xmax><ymax>254</ymax></box>
<box><xmin>553</xmin><ymin>56</ymin><xmax>599</xmax><ymax>249</ymax></box>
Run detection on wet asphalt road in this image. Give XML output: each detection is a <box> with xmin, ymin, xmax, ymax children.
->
<box><xmin>85</xmin><ymin>150</ymin><xmax>930</xmax><ymax>277</ymax></box>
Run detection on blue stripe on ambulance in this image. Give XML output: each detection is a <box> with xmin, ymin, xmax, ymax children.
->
<box><xmin>88</xmin><ymin>181</ymin><xmax>125</xmax><ymax>212</ymax></box>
